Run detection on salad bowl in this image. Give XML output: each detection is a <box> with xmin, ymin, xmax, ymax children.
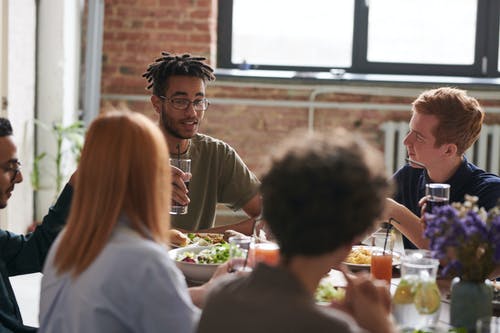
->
<box><xmin>169</xmin><ymin>244</ymin><xmax>229</xmax><ymax>283</ymax></box>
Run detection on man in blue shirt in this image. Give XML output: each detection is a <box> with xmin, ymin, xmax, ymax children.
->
<box><xmin>384</xmin><ymin>87</ymin><xmax>500</xmax><ymax>248</ymax></box>
<box><xmin>0</xmin><ymin>118</ymin><xmax>73</xmax><ymax>332</ymax></box>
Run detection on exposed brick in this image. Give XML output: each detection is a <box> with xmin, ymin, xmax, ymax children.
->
<box><xmin>189</xmin><ymin>33</ymin><xmax>210</xmax><ymax>43</ymax></box>
<box><xmin>99</xmin><ymin>0</ymin><xmax>500</xmax><ymax>176</ymax></box>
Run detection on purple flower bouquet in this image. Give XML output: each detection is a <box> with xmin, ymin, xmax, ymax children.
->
<box><xmin>424</xmin><ymin>195</ymin><xmax>500</xmax><ymax>282</ymax></box>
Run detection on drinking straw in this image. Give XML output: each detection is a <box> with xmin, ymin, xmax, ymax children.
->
<box><xmin>382</xmin><ymin>223</ymin><xmax>392</xmax><ymax>253</ymax></box>
<box><xmin>176</xmin><ymin>143</ymin><xmax>180</xmax><ymax>160</ymax></box>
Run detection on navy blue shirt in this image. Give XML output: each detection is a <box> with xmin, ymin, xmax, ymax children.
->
<box><xmin>0</xmin><ymin>184</ymin><xmax>72</xmax><ymax>332</ymax></box>
<box><xmin>393</xmin><ymin>157</ymin><xmax>500</xmax><ymax>248</ymax></box>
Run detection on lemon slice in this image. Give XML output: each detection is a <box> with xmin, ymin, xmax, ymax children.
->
<box><xmin>393</xmin><ymin>279</ymin><xmax>414</xmax><ymax>304</ymax></box>
<box><xmin>414</xmin><ymin>282</ymin><xmax>441</xmax><ymax>314</ymax></box>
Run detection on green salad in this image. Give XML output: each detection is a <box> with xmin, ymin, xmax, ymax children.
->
<box><xmin>176</xmin><ymin>243</ymin><xmax>230</xmax><ymax>264</ymax></box>
<box><xmin>315</xmin><ymin>279</ymin><xmax>345</xmax><ymax>303</ymax></box>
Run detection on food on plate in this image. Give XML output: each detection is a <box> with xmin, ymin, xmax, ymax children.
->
<box><xmin>168</xmin><ymin>229</ymin><xmax>189</xmax><ymax>247</ymax></box>
<box><xmin>186</xmin><ymin>232</ymin><xmax>226</xmax><ymax>246</ymax></box>
<box><xmin>176</xmin><ymin>243</ymin><xmax>230</xmax><ymax>264</ymax></box>
<box><xmin>344</xmin><ymin>247</ymin><xmax>372</xmax><ymax>265</ymax></box>
<box><xmin>315</xmin><ymin>279</ymin><xmax>345</xmax><ymax>303</ymax></box>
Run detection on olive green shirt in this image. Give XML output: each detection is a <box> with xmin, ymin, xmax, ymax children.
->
<box><xmin>170</xmin><ymin>134</ymin><xmax>260</xmax><ymax>231</ymax></box>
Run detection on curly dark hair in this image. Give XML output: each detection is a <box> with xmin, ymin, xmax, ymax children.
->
<box><xmin>260</xmin><ymin>129</ymin><xmax>392</xmax><ymax>259</ymax></box>
<box><xmin>142</xmin><ymin>52</ymin><xmax>215</xmax><ymax>97</ymax></box>
<box><xmin>0</xmin><ymin>118</ymin><xmax>13</xmax><ymax>137</ymax></box>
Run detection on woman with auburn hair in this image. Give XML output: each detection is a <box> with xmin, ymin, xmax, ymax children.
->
<box><xmin>39</xmin><ymin>111</ymin><xmax>202</xmax><ymax>332</ymax></box>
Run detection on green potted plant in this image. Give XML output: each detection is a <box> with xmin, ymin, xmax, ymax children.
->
<box><xmin>28</xmin><ymin>120</ymin><xmax>85</xmax><ymax>231</ymax></box>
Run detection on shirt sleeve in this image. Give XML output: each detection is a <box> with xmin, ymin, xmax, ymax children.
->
<box><xmin>137</xmin><ymin>255</ymin><xmax>200</xmax><ymax>333</ymax></box>
<box><xmin>0</xmin><ymin>183</ymin><xmax>73</xmax><ymax>275</ymax></box>
<box><xmin>475</xmin><ymin>177</ymin><xmax>500</xmax><ymax>210</ymax></box>
<box><xmin>217</xmin><ymin>146</ymin><xmax>260</xmax><ymax>211</ymax></box>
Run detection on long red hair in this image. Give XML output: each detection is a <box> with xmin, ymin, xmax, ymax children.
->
<box><xmin>54</xmin><ymin>111</ymin><xmax>171</xmax><ymax>276</ymax></box>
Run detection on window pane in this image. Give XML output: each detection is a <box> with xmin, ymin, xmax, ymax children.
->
<box><xmin>367</xmin><ymin>0</ymin><xmax>477</xmax><ymax>65</ymax></box>
<box><xmin>232</xmin><ymin>0</ymin><xmax>354</xmax><ymax>68</ymax></box>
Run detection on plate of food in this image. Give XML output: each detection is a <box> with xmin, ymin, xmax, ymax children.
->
<box><xmin>169</xmin><ymin>243</ymin><xmax>230</xmax><ymax>283</ymax></box>
<box><xmin>342</xmin><ymin>245</ymin><xmax>402</xmax><ymax>269</ymax></box>
<box><xmin>168</xmin><ymin>230</ymin><xmax>226</xmax><ymax>248</ymax></box>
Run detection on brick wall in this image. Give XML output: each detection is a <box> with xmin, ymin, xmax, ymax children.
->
<box><xmin>100</xmin><ymin>0</ymin><xmax>500</xmax><ymax>177</ymax></box>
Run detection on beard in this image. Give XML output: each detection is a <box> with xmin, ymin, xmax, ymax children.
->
<box><xmin>159</xmin><ymin>105</ymin><xmax>199</xmax><ymax>140</ymax></box>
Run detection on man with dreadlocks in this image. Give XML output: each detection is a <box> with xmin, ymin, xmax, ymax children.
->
<box><xmin>143</xmin><ymin>52</ymin><xmax>261</xmax><ymax>234</ymax></box>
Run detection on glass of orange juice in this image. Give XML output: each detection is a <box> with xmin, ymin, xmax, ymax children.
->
<box><xmin>371</xmin><ymin>249</ymin><xmax>393</xmax><ymax>284</ymax></box>
<box><xmin>251</xmin><ymin>218</ymin><xmax>280</xmax><ymax>266</ymax></box>
<box><xmin>252</xmin><ymin>242</ymin><xmax>280</xmax><ymax>266</ymax></box>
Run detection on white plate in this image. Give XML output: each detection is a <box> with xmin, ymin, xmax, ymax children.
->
<box><xmin>169</xmin><ymin>246</ymin><xmax>221</xmax><ymax>283</ymax></box>
<box><xmin>342</xmin><ymin>245</ymin><xmax>402</xmax><ymax>270</ymax></box>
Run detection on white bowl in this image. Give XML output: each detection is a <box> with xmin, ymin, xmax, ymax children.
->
<box><xmin>169</xmin><ymin>246</ymin><xmax>220</xmax><ymax>283</ymax></box>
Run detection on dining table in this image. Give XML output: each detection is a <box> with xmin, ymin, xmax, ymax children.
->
<box><xmin>326</xmin><ymin>268</ymin><xmax>454</xmax><ymax>330</ymax></box>
<box><xmin>328</xmin><ymin>228</ymin><xmax>500</xmax><ymax>331</ymax></box>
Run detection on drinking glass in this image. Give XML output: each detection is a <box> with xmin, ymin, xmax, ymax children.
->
<box><xmin>369</xmin><ymin>227</ymin><xmax>395</xmax><ymax>283</ymax></box>
<box><xmin>228</xmin><ymin>236</ymin><xmax>252</xmax><ymax>273</ymax></box>
<box><xmin>170</xmin><ymin>158</ymin><xmax>191</xmax><ymax>215</ymax></box>
<box><xmin>366</xmin><ymin>229</ymin><xmax>395</xmax><ymax>251</ymax></box>
<box><xmin>392</xmin><ymin>250</ymin><xmax>441</xmax><ymax>331</ymax></box>
<box><xmin>251</xmin><ymin>219</ymin><xmax>280</xmax><ymax>266</ymax></box>
<box><xmin>371</xmin><ymin>250</ymin><xmax>393</xmax><ymax>284</ymax></box>
<box><xmin>425</xmin><ymin>183</ymin><xmax>450</xmax><ymax>213</ymax></box>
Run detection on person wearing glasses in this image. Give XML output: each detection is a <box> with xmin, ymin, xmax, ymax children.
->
<box><xmin>383</xmin><ymin>87</ymin><xmax>500</xmax><ymax>249</ymax></box>
<box><xmin>143</xmin><ymin>52</ymin><xmax>261</xmax><ymax>234</ymax></box>
<box><xmin>0</xmin><ymin>117</ymin><xmax>73</xmax><ymax>332</ymax></box>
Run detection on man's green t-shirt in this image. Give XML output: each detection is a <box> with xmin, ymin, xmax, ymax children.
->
<box><xmin>170</xmin><ymin>134</ymin><xmax>260</xmax><ymax>231</ymax></box>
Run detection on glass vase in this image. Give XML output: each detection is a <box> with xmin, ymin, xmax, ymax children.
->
<box><xmin>450</xmin><ymin>279</ymin><xmax>493</xmax><ymax>331</ymax></box>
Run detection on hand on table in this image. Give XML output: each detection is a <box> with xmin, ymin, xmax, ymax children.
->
<box><xmin>223</xmin><ymin>229</ymin><xmax>248</xmax><ymax>242</ymax></box>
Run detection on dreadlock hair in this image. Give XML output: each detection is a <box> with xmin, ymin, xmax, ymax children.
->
<box><xmin>0</xmin><ymin>118</ymin><xmax>13</xmax><ymax>137</ymax></box>
<box><xmin>142</xmin><ymin>52</ymin><xmax>215</xmax><ymax>97</ymax></box>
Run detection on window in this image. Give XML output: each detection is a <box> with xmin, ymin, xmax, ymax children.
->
<box><xmin>230</xmin><ymin>0</ymin><xmax>354</xmax><ymax>68</ymax></box>
<box><xmin>367</xmin><ymin>0</ymin><xmax>476</xmax><ymax>65</ymax></box>
<box><xmin>217</xmin><ymin>0</ymin><xmax>500</xmax><ymax>77</ymax></box>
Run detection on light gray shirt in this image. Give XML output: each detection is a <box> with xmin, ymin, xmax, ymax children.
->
<box><xmin>39</xmin><ymin>217</ymin><xmax>199</xmax><ymax>333</ymax></box>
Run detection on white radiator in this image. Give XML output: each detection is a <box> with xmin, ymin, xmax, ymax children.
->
<box><xmin>380</xmin><ymin>121</ymin><xmax>500</xmax><ymax>176</ymax></box>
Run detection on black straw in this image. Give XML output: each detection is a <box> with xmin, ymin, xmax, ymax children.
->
<box><xmin>383</xmin><ymin>223</ymin><xmax>392</xmax><ymax>253</ymax></box>
<box><xmin>176</xmin><ymin>143</ymin><xmax>180</xmax><ymax>160</ymax></box>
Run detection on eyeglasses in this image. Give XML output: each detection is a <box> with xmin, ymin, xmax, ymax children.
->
<box><xmin>159</xmin><ymin>96</ymin><xmax>210</xmax><ymax>112</ymax></box>
<box><xmin>0</xmin><ymin>160</ymin><xmax>21</xmax><ymax>182</ymax></box>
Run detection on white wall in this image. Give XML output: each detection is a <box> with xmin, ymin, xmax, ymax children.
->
<box><xmin>0</xmin><ymin>0</ymin><xmax>82</xmax><ymax>231</ymax></box>
<box><xmin>36</xmin><ymin>0</ymin><xmax>82</xmax><ymax>220</ymax></box>
<box><xmin>1</xmin><ymin>0</ymin><xmax>36</xmax><ymax>233</ymax></box>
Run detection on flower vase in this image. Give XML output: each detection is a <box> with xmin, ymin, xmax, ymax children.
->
<box><xmin>450</xmin><ymin>279</ymin><xmax>493</xmax><ymax>331</ymax></box>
